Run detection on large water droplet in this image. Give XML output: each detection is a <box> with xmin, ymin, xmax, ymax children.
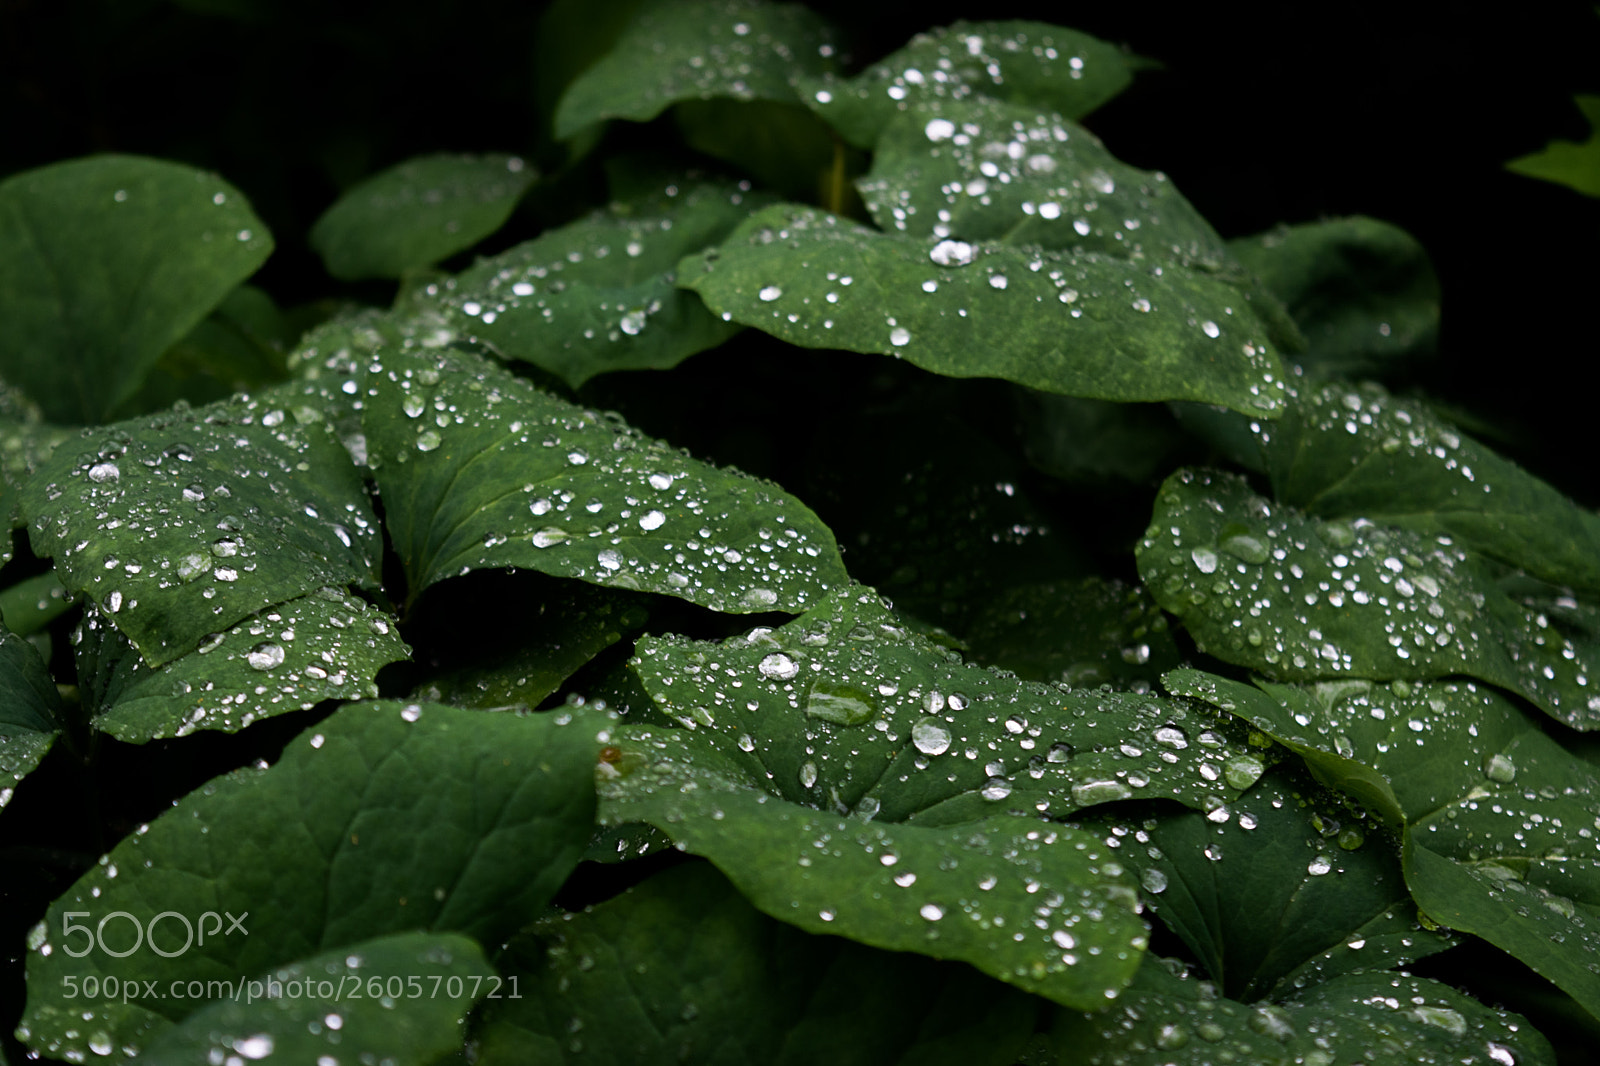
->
<box><xmin>911</xmin><ymin>719</ymin><xmax>952</xmax><ymax>755</ymax></box>
<box><xmin>88</xmin><ymin>461</ymin><xmax>120</xmax><ymax>483</ymax></box>
<box><xmin>759</xmin><ymin>285</ymin><xmax>783</xmax><ymax>301</ymax></box>
<box><xmin>246</xmin><ymin>643</ymin><xmax>285</xmax><ymax>671</ymax></box>
<box><xmin>929</xmin><ymin>239</ymin><xmax>976</xmax><ymax>266</ymax></box>
<box><xmin>805</xmin><ymin>680</ymin><xmax>876</xmax><ymax>726</ymax></box>
<box><xmin>759</xmin><ymin>652</ymin><xmax>799</xmax><ymax>680</ymax></box>
<box><xmin>416</xmin><ymin>430</ymin><xmax>442</xmax><ymax>452</ymax></box>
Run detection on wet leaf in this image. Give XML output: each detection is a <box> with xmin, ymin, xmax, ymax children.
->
<box><xmin>76</xmin><ymin>587</ymin><xmax>409</xmax><ymax>742</ymax></box>
<box><xmin>1079</xmin><ymin>769</ymin><xmax>1452</xmax><ymax>1003</ymax></box>
<box><xmin>1170</xmin><ymin>670</ymin><xmax>1600</xmax><ymax>1021</ymax></box>
<box><xmin>0</xmin><ymin>616</ymin><xmax>65</xmax><ymax>810</ymax></box>
<box><xmin>310</xmin><ymin>153</ymin><xmax>538</xmax><ymax>281</ymax></box>
<box><xmin>801</xmin><ymin>20</ymin><xmax>1137</xmax><ymax>149</ymax></box>
<box><xmin>680</xmin><ymin>204</ymin><xmax>1290</xmax><ymax>417</ymax></box>
<box><xmin>553</xmin><ymin>0</ymin><xmax>842</xmax><ymax>139</ymax></box>
<box><xmin>20</xmin><ymin>387</ymin><xmax>381</xmax><ymax>667</ymax></box>
<box><xmin>858</xmin><ymin>95</ymin><xmax>1225</xmax><ymax>261</ymax></box>
<box><xmin>963</xmin><ymin>578</ymin><xmax>1181</xmax><ymax>688</ymax></box>
<box><xmin>1048</xmin><ymin>957</ymin><xmax>1554</xmax><ymax>1066</ymax></box>
<box><xmin>140</xmin><ymin>933</ymin><xmax>491</xmax><ymax>1066</ymax></box>
<box><xmin>354</xmin><ymin>343</ymin><xmax>847</xmax><ymax>613</ymax></box>
<box><xmin>0</xmin><ymin>155</ymin><xmax>273</xmax><ymax>423</ymax></box>
<box><xmin>18</xmin><ymin>701</ymin><xmax>609</xmax><ymax>1060</ymax></box>
<box><xmin>425</xmin><ymin>178</ymin><xmax>775</xmax><ymax>387</ymax></box>
<box><xmin>475</xmin><ymin>861</ymin><xmax>1035</xmax><ymax>1065</ymax></box>
<box><xmin>1506</xmin><ymin>94</ymin><xmax>1600</xmax><ymax>198</ymax></box>
<box><xmin>1265</xmin><ymin>382</ymin><xmax>1600</xmax><ymax>598</ymax></box>
<box><xmin>1229</xmin><ymin>218</ymin><xmax>1439</xmax><ymax>379</ymax></box>
<box><xmin>622</xmin><ymin>586</ymin><xmax>1261</xmax><ymax>826</ymax></box>
<box><xmin>0</xmin><ymin>570</ymin><xmax>74</xmax><ymax>638</ymax></box>
<box><xmin>1138</xmin><ymin>468</ymin><xmax>1600</xmax><ymax>729</ymax></box>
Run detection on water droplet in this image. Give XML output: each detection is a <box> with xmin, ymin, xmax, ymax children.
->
<box><xmin>798</xmin><ymin>760</ymin><xmax>818</xmax><ymax>788</ymax></box>
<box><xmin>889</xmin><ymin>326</ymin><xmax>911</xmax><ymax>346</ymax></box>
<box><xmin>1307</xmin><ymin>855</ymin><xmax>1333</xmax><ymax>876</ymax></box>
<box><xmin>1218</xmin><ymin>525</ymin><xmax>1270</xmax><ymax>564</ymax></box>
<box><xmin>246</xmin><ymin>643</ymin><xmax>285</xmax><ymax>671</ymax></box>
<box><xmin>416</xmin><ymin>430</ymin><xmax>442</xmax><ymax>452</ymax></box>
<box><xmin>805</xmin><ymin>680</ymin><xmax>876</xmax><ymax>726</ymax></box>
<box><xmin>531</xmin><ymin>527</ymin><xmax>568</xmax><ymax>548</ymax></box>
<box><xmin>402</xmin><ymin>394</ymin><xmax>426</xmax><ymax>418</ymax></box>
<box><xmin>1223</xmin><ymin>754</ymin><xmax>1264</xmax><ymax>790</ymax></box>
<box><xmin>759</xmin><ymin>653</ymin><xmax>799</xmax><ymax>680</ymax></box>
<box><xmin>1191</xmin><ymin>547</ymin><xmax>1219</xmax><ymax>573</ymax></box>
<box><xmin>619</xmin><ymin>310</ymin><xmax>647</xmax><ymax>335</ymax></box>
<box><xmin>929</xmin><ymin>239</ymin><xmax>976</xmax><ymax>266</ymax></box>
<box><xmin>759</xmin><ymin>285</ymin><xmax>783</xmax><ymax>301</ymax></box>
<box><xmin>639</xmin><ymin>510</ymin><xmax>667</xmax><ymax>531</ymax></box>
<box><xmin>988</xmin><ymin>274</ymin><xmax>1008</xmax><ymax>290</ymax></box>
<box><xmin>919</xmin><ymin>903</ymin><xmax>944</xmax><ymax>921</ymax></box>
<box><xmin>1141</xmin><ymin>868</ymin><xmax>1168</xmax><ymax>894</ymax></box>
<box><xmin>1071</xmin><ymin>779</ymin><xmax>1133</xmax><ymax>805</ymax></box>
<box><xmin>1202</xmin><ymin>320</ymin><xmax>1220</xmax><ymax>338</ymax></box>
<box><xmin>980</xmin><ymin>777</ymin><xmax>1012</xmax><ymax>801</ymax></box>
<box><xmin>235</xmin><ymin>1034</ymin><xmax>274</xmax><ymax>1059</ymax></box>
<box><xmin>88</xmin><ymin>461</ymin><xmax>120</xmax><ymax>483</ymax></box>
<box><xmin>925</xmin><ymin>117</ymin><xmax>956</xmax><ymax>141</ymax></box>
<box><xmin>1484</xmin><ymin>753</ymin><xmax>1516</xmax><ymax>783</ymax></box>
<box><xmin>598</xmin><ymin>549</ymin><xmax>623</xmax><ymax>570</ymax></box>
<box><xmin>911</xmin><ymin>719</ymin><xmax>952</xmax><ymax>755</ymax></box>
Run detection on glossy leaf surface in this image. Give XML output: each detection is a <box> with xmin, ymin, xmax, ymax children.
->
<box><xmin>0</xmin><ymin>618</ymin><xmax>64</xmax><ymax>809</ymax></box>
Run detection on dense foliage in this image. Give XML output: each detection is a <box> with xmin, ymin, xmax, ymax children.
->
<box><xmin>2</xmin><ymin>2</ymin><xmax>1598</xmax><ymax>1064</ymax></box>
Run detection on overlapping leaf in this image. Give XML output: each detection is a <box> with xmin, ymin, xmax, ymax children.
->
<box><xmin>475</xmin><ymin>861</ymin><xmax>1036</xmax><ymax>1065</ymax></box>
<box><xmin>0</xmin><ymin>617</ymin><xmax>65</xmax><ymax>810</ymax></box>
<box><xmin>140</xmin><ymin>933</ymin><xmax>491</xmax><ymax>1065</ymax></box>
<box><xmin>425</xmin><ymin>178</ymin><xmax>776</xmax><ymax>387</ymax></box>
<box><xmin>75</xmin><ymin>587</ymin><xmax>408</xmax><ymax>742</ymax></box>
<box><xmin>0</xmin><ymin>155</ymin><xmax>273</xmax><ymax>423</ymax></box>
<box><xmin>0</xmin><ymin>571</ymin><xmax>73</xmax><ymax>638</ymax></box>
<box><xmin>20</xmin><ymin>388</ymin><xmax>381</xmax><ymax>666</ymax></box>
<box><xmin>1047</xmin><ymin>958</ymin><xmax>1554</xmax><ymax>1066</ymax></box>
<box><xmin>310</xmin><ymin>153</ymin><xmax>538</xmax><ymax>280</ymax></box>
<box><xmin>19</xmin><ymin>701</ymin><xmax>609</xmax><ymax>1060</ymax></box>
<box><xmin>353</xmin><ymin>343</ymin><xmax>847</xmax><ymax>613</ymax></box>
<box><xmin>1139</xmin><ymin>468</ymin><xmax>1600</xmax><ymax>728</ymax></box>
<box><xmin>1170</xmin><ymin>670</ymin><xmax>1600</xmax><ymax>1020</ymax></box>
<box><xmin>800</xmin><ymin>20</ymin><xmax>1137</xmax><ymax>149</ymax></box>
<box><xmin>553</xmin><ymin>0</ymin><xmax>842</xmax><ymax>138</ymax></box>
<box><xmin>1265</xmin><ymin>382</ymin><xmax>1600</xmax><ymax>597</ymax></box>
<box><xmin>679</xmin><ymin>204</ymin><xmax>1290</xmax><ymax>415</ymax></box>
<box><xmin>1229</xmin><ymin>218</ymin><xmax>1440</xmax><ymax>378</ymax></box>
<box><xmin>1078</xmin><ymin>770</ymin><xmax>1452</xmax><ymax>1004</ymax></box>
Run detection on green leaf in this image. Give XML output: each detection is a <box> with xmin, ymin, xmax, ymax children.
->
<box><xmin>622</xmin><ymin>586</ymin><xmax>1263</xmax><ymax>826</ymax></box>
<box><xmin>140</xmin><ymin>933</ymin><xmax>491</xmax><ymax>1065</ymax></box>
<box><xmin>1079</xmin><ymin>769</ymin><xmax>1452</xmax><ymax>1003</ymax></box>
<box><xmin>426</xmin><ymin>178</ymin><xmax>775</xmax><ymax>388</ymax></box>
<box><xmin>858</xmin><ymin>95</ymin><xmax>1226</xmax><ymax>260</ymax></box>
<box><xmin>1047</xmin><ymin>958</ymin><xmax>1555</xmax><ymax>1066</ymax></box>
<box><xmin>801</xmin><ymin>20</ymin><xmax>1137</xmax><ymax>149</ymax></box>
<box><xmin>675</xmin><ymin>98</ymin><xmax>842</xmax><ymax>201</ymax></box>
<box><xmin>310</xmin><ymin>153</ymin><xmax>539</xmax><ymax>281</ymax></box>
<box><xmin>0</xmin><ymin>617</ymin><xmax>65</xmax><ymax>810</ymax></box>
<box><xmin>1506</xmin><ymin>95</ymin><xmax>1600</xmax><ymax>198</ymax></box>
<box><xmin>1266</xmin><ymin>382</ymin><xmax>1600</xmax><ymax>598</ymax></box>
<box><xmin>18</xmin><ymin>700</ymin><xmax>609</xmax><ymax>1060</ymax></box>
<box><xmin>1018</xmin><ymin>394</ymin><xmax>1186</xmax><ymax>485</ymax></box>
<box><xmin>679</xmin><ymin>204</ymin><xmax>1290</xmax><ymax>416</ymax></box>
<box><xmin>601</xmin><ymin>769</ymin><xmax>1147</xmax><ymax>1010</ymax></box>
<box><xmin>0</xmin><ymin>570</ymin><xmax>74</xmax><ymax>639</ymax></box>
<box><xmin>475</xmin><ymin>861</ymin><xmax>1036</xmax><ymax>1065</ymax></box>
<box><xmin>413</xmin><ymin>580</ymin><xmax>647</xmax><ymax>711</ymax></box>
<box><xmin>552</xmin><ymin>0</ymin><xmax>843</xmax><ymax>139</ymax></box>
<box><xmin>0</xmin><ymin>155</ymin><xmax>273</xmax><ymax>423</ymax></box>
<box><xmin>20</xmin><ymin>387</ymin><xmax>381</xmax><ymax>666</ymax></box>
<box><xmin>1228</xmin><ymin>218</ymin><xmax>1440</xmax><ymax>379</ymax></box>
<box><xmin>76</xmin><ymin>586</ymin><xmax>409</xmax><ymax>742</ymax></box>
<box><xmin>1138</xmin><ymin>468</ymin><xmax>1600</xmax><ymax>728</ymax></box>
<box><xmin>352</xmin><ymin>343</ymin><xmax>847</xmax><ymax>613</ymax></box>
<box><xmin>1171</xmin><ymin>671</ymin><xmax>1600</xmax><ymax>1021</ymax></box>
<box><xmin>963</xmin><ymin>578</ymin><xmax>1182</xmax><ymax>687</ymax></box>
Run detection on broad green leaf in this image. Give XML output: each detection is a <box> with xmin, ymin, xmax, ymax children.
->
<box><xmin>552</xmin><ymin>0</ymin><xmax>843</xmax><ymax>139</ymax></box>
<box><xmin>0</xmin><ymin>570</ymin><xmax>73</xmax><ymax>638</ymax></box>
<box><xmin>413</xmin><ymin>580</ymin><xmax>647</xmax><ymax>711</ymax></box>
<box><xmin>1079</xmin><ymin>770</ymin><xmax>1452</xmax><ymax>1003</ymax></box>
<box><xmin>353</xmin><ymin>344</ymin><xmax>847</xmax><ymax>613</ymax></box>
<box><xmin>601</xmin><ymin>765</ymin><xmax>1148</xmax><ymax>1010</ymax></box>
<box><xmin>20</xmin><ymin>387</ymin><xmax>381</xmax><ymax>667</ymax></box>
<box><xmin>675</xmin><ymin>98</ymin><xmax>841</xmax><ymax>201</ymax></box>
<box><xmin>0</xmin><ymin>155</ymin><xmax>273</xmax><ymax>423</ymax></box>
<box><xmin>858</xmin><ymin>96</ymin><xmax>1226</xmax><ymax>261</ymax></box>
<box><xmin>18</xmin><ymin>701</ymin><xmax>609</xmax><ymax>1060</ymax></box>
<box><xmin>1138</xmin><ymin>469</ymin><xmax>1600</xmax><ymax>728</ymax></box>
<box><xmin>140</xmin><ymin>933</ymin><xmax>491</xmax><ymax>1065</ymax></box>
<box><xmin>75</xmin><ymin>587</ymin><xmax>408</xmax><ymax>742</ymax></box>
<box><xmin>801</xmin><ymin>21</ymin><xmax>1137</xmax><ymax>149</ymax></box>
<box><xmin>622</xmin><ymin>586</ymin><xmax>1263</xmax><ymax>827</ymax></box>
<box><xmin>1506</xmin><ymin>95</ymin><xmax>1600</xmax><ymax>198</ymax></box>
<box><xmin>310</xmin><ymin>153</ymin><xmax>538</xmax><ymax>281</ymax></box>
<box><xmin>1047</xmin><ymin>958</ymin><xmax>1554</xmax><ymax>1066</ymax></box>
<box><xmin>679</xmin><ymin>204</ymin><xmax>1291</xmax><ymax>417</ymax></box>
<box><xmin>0</xmin><ymin>617</ymin><xmax>65</xmax><ymax>810</ymax></box>
<box><xmin>1229</xmin><ymin>219</ymin><xmax>1439</xmax><ymax>378</ymax></box>
<box><xmin>475</xmin><ymin>861</ymin><xmax>1036</xmax><ymax>1065</ymax></box>
<box><xmin>426</xmin><ymin>178</ymin><xmax>776</xmax><ymax>387</ymax></box>
<box><xmin>963</xmin><ymin>578</ymin><xmax>1181</xmax><ymax>687</ymax></box>
<box><xmin>1170</xmin><ymin>671</ymin><xmax>1600</xmax><ymax>1020</ymax></box>
<box><xmin>1266</xmin><ymin>382</ymin><xmax>1600</xmax><ymax>597</ymax></box>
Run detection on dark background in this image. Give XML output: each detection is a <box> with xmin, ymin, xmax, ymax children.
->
<box><xmin>4</xmin><ymin>0</ymin><xmax>1596</xmax><ymax>495</ymax></box>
